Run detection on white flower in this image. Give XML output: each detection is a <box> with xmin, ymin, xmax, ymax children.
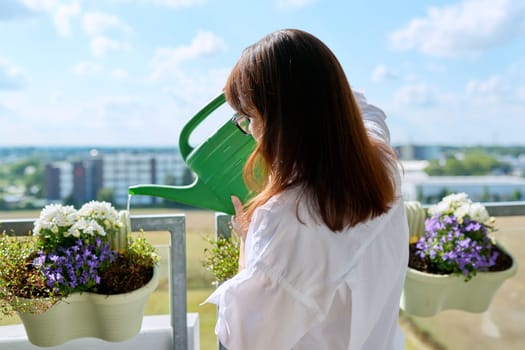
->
<box><xmin>429</xmin><ymin>192</ymin><xmax>492</xmax><ymax>226</ymax></box>
<box><xmin>428</xmin><ymin>192</ymin><xmax>473</xmax><ymax>217</ymax></box>
<box><xmin>443</xmin><ymin>192</ymin><xmax>469</xmax><ymax>205</ymax></box>
<box><xmin>453</xmin><ymin>203</ymin><xmax>470</xmax><ymax>223</ymax></box>
<box><xmin>33</xmin><ymin>204</ymin><xmax>77</xmax><ymax>236</ymax></box>
<box><xmin>66</xmin><ymin>218</ymin><xmax>106</xmax><ymax>238</ymax></box>
<box><xmin>468</xmin><ymin>203</ymin><xmax>490</xmax><ymax>223</ymax></box>
<box><xmin>78</xmin><ymin>201</ymin><xmax>120</xmax><ymax>231</ymax></box>
<box><xmin>443</xmin><ymin>192</ymin><xmax>470</xmax><ymax>210</ymax></box>
<box><xmin>428</xmin><ymin>201</ymin><xmax>450</xmax><ymax>216</ymax></box>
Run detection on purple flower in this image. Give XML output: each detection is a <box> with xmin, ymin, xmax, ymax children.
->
<box><xmin>415</xmin><ymin>201</ymin><xmax>497</xmax><ymax>281</ymax></box>
<box><xmin>33</xmin><ymin>238</ymin><xmax>117</xmax><ymax>294</ymax></box>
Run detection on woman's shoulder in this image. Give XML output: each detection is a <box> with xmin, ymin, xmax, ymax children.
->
<box><xmin>245</xmin><ymin>186</ymin><xmax>304</xmax><ymax>262</ymax></box>
<box><xmin>254</xmin><ymin>185</ymin><xmax>303</xmax><ymax>219</ymax></box>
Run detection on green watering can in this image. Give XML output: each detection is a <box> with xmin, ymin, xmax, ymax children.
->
<box><xmin>128</xmin><ymin>93</ymin><xmax>256</xmax><ymax>215</ymax></box>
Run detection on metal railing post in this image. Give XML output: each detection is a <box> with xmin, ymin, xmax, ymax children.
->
<box><xmin>170</xmin><ymin>218</ymin><xmax>188</xmax><ymax>350</ymax></box>
<box><xmin>130</xmin><ymin>214</ymin><xmax>189</xmax><ymax>350</ymax></box>
<box><xmin>215</xmin><ymin>213</ymin><xmax>232</xmax><ymax>350</ymax></box>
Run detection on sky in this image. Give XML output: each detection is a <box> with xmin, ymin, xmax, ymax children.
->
<box><xmin>0</xmin><ymin>0</ymin><xmax>524</xmax><ymax>147</ymax></box>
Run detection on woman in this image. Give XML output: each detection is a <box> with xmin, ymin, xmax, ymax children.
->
<box><xmin>205</xmin><ymin>29</ymin><xmax>408</xmax><ymax>350</ymax></box>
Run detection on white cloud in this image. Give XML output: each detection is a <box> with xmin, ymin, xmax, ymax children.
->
<box><xmin>425</xmin><ymin>63</ymin><xmax>446</xmax><ymax>73</ymax></box>
<box><xmin>72</xmin><ymin>61</ymin><xmax>102</xmax><ymax>75</ymax></box>
<box><xmin>0</xmin><ymin>57</ymin><xmax>27</xmax><ymax>89</ymax></box>
<box><xmin>517</xmin><ymin>87</ymin><xmax>525</xmax><ymax>102</ymax></box>
<box><xmin>90</xmin><ymin>36</ymin><xmax>130</xmax><ymax>57</ymax></box>
<box><xmin>50</xmin><ymin>91</ymin><xmax>64</xmax><ymax>104</ymax></box>
<box><xmin>83</xmin><ymin>12</ymin><xmax>132</xmax><ymax>36</ymax></box>
<box><xmin>150</xmin><ymin>31</ymin><xmax>226</xmax><ymax>80</ymax></box>
<box><xmin>389</xmin><ymin>0</ymin><xmax>525</xmax><ymax>57</ymax></box>
<box><xmin>153</xmin><ymin>0</ymin><xmax>205</xmax><ymax>7</ymax></box>
<box><xmin>466</xmin><ymin>75</ymin><xmax>510</xmax><ymax>95</ymax></box>
<box><xmin>0</xmin><ymin>104</ymin><xmax>8</xmax><ymax>116</ymax></box>
<box><xmin>393</xmin><ymin>83</ymin><xmax>438</xmax><ymax>107</ymax></box>
<box><xmin>82</xmin><ymin>12</ymin><xmax>133</xmax><ymax>57</ymax></box>
<box><xmin>111</xmin><ymin>68</ymin><xmax>129</xmax><ymax>79</ymax></box>
<box><xmin>70</xmin><ymin>94</ymin><xmax>184</xmax><ymax>145</ymax></box>
<box><xmin>371</xmin><ymin>64</ymin><xmax>398</xmax><ymax>81</ymax></box>
<box><xmin>275</xmin><ymin>0</ymin><xmax>316</xmax><ymax>10</ymax></box>
<box><xmin>22</xmin><ymin>0</ymin><xmax>80</xmax><ymax>37</ymax></box>
<box><xmin>21</xmin><ymin>0</ymin><xmax>59</xmax><ymax>12</ymax></box>
<box><xmin>108</xmin><ymin>0</ymin><xmax>205</xmax><ymax>7</ymax></box>
<box><xmin>53</xmin><ymin>1</ymin><xmax>80</xmax><ymax>36</ymax></box>
<box><xmin>465</xmin><ymin>61</ymin><xmax>525</xmax><ymax>105</ymax></box>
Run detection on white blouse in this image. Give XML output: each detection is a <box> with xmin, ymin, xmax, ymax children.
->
<box><xmin>205</xmin><ymin>92</ymin><xmax>409</xmax><ymax>350</ymax></box>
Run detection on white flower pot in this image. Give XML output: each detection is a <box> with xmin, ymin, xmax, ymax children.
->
<box><xmin>18</xmin><ymin>266</ymin><xmax>159</xmax><ymax>347</ymax></box>
<box><xmin>400</xmin><ymin>250</ymin><xmax>517</xmax><ymax>317</ymax></box>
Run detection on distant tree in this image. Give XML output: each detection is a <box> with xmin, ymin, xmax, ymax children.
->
<box><xmin>510</xmin><ymin>189</ymin><xmax>522</xmax><ymax>201</ymax></box>
<box><xmin>63</xmin><ymin>193</ymin><xmax>78</xmax><ymax>207</ymax></box>
<box><xmin>438</xmin><ymin>187</ymin><xmax>450</xmax><ymax>200</ymax></box>
<box><xmin>424</xmin><ymin>151</ymin><xmax>512</xmax><ymax>176</ymax></box>
<box><xmin>462</xmin><ymin>151</ymin><xmax>501</xmax><ymax>175</ymax></box>
<box><xmin>96</xmin><ymin>188</ymin><xmax>115</xmax><ymax>203</ymax></box>
<box><xmin>443</xmin><ymin>157</ymin><xmax>467</xmax><ymax>175</ymax></box>
<box><xmin>8</xmin><ymin>157</ymin><xmax>45</xmax><ymax>197</ymax></box>
<box><xmin>424</xmin><ymin>159</ymin><xmax>445</xmax><ymax>176</ymax></box>
<box><xmin>481</xmin><ymin>186</ymin><xmax>490</xmax><ymax>202</ymax></box>
<box><xmin>416</xmin><ymin>187</ymin><xmax>424</xmax><ymax>202</ymax></box>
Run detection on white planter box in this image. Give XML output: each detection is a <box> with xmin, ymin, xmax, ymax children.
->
<box><xmin>18</xmin><ymin>267</ymin><xmax>159</xmax><ymax>347</ymax></box>
<box><xmin>400</xmin><ymin>249</ymin><xmax>517</xmax><ymax>317</ymax></box>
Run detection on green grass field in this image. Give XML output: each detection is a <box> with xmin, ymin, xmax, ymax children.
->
<box><xmin>0</xmin><ymin>208</ymin><xmax>423</xmax><ymax>350</ymax></box>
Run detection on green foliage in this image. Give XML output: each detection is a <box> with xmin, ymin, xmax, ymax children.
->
<box><xmin>96</xmin><ymin>188</ymin><xmax>115</xmax><ymax>204</ymax></box>
<box><xmin>97</xmin><ymin>233</ymin><xmax>160</xmax><ymax>295</ymax></box>
<box><xmin>202</xmin><ymin>234</ymin><xmax>240</xmax><ymax>285</ymax></box>
<box><xmin>0</xmin><ymin>234</ymin><xmax>60</xmax><ymax>318</ymax></box>
<box><xmin>425</xmin><ymin>151</ymin><xmax>512</xmax><ymax>176</ymax></box>
<box><xmin>510</xmin><ymin>189</ymin><xmax>523</xmax><ymax>201</ymax></box>
<box><xmin>126</xmin><ymin>232</ymin><xmax>161</xmax><ymax>268</ymax></box>
<box><xmin>8</xmin><ymin>158</ymin><xmax>45</xmax><ymax>197</ymax></box>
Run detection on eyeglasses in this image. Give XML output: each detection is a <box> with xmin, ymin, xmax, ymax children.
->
<box><xmin>231</xmin><ymin>112</ymin><xmax>251</xmax><ymax>135</ymax></box>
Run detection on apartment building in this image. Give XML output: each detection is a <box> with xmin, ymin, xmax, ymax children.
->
<box><xmin>44</xmin><ymin>150</ymin><xmax>189</xmax><ymax>207</ymax></box>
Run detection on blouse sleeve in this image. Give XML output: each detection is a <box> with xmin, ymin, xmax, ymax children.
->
<box><xmin>353</xmin><ymin>90</ymin><xmax>391</xmax><ymax>144</ymax></box>
<box><xmin>205</xmin><ymin>263</ymin><xmax>321</xmax><ymax>350</ymax></box>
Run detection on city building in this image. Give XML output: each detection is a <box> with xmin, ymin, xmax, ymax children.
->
<box><xmin>395</xmin><ymin>144</ymin><xmax>442</xmax><ymax>161</ymax></box>
<box><xmin>44</xmin><ymin>162</ymin><xmax>73</xmax><ymax>201</ymax></box>
<box><xmin>44</xmin><ymin>150</ymin><xmax>190</xmax><ymax>207</ymax></box>
<box><xmin>401</xmin><ymin>160</ymin><xmax>525</xmax><ymax>203</ymax></box>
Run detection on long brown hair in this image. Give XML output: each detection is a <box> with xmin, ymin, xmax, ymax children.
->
<box><xmin>225</xmin><ymin>29</ymin><xmax>398</xmax><ymax>231</ymax></box>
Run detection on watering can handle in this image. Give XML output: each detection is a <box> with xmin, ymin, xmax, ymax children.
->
<box><xmin>178</xmin><ymin>93</ymin><xmax>227</xmax><ymax>161</ymax></box>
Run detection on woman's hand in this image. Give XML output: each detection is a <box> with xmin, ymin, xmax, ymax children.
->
<box><xmin>231</xmin><ymin>195</ymin><xmax>248</xmax><ymax>241</ymax></box>
<box><xmin>231</xmin><ymin>195</ymin><xmax>247</xmax><ymax>272</ymax></box>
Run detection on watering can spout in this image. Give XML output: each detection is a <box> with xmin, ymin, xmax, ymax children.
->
<box><xmin>128</xmin><ymin>179</ymin><xmax>234</xmax><ymax>215</ymax></box>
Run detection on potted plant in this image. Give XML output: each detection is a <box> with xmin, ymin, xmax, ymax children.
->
<box><xmin>0</xmin><ymin>201</ymin><xmax>160</xmax><ymax>347</ymax></box>
<box><xmin>401</xmin><ymin>193</ymin><xmax>517</xmax><ymax>317</ymax></box>
<box><xmin>202</xmin><ymin>232</ymin><xmax>240</xmax><ymax>286</ymax></box>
